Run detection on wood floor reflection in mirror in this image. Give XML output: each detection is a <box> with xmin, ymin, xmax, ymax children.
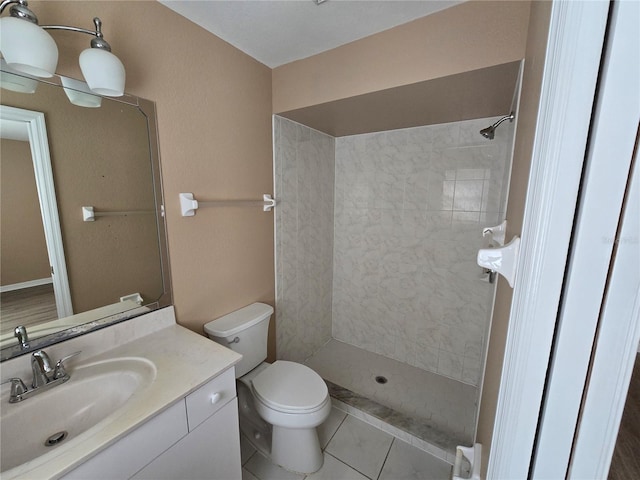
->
<box><xmin>1</xmin><ymin>284</ymin><xmax>57</xmax><ymax>334</ymax></box>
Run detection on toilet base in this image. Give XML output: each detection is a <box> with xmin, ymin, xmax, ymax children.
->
<box><xmin>271</xmin><ymin>425</ymin><xmax>323</xmax><ymax>474</ymax></box>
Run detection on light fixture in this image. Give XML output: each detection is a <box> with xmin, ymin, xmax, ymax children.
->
<box><xmin>61</xmin><ymin>76</ymin><xmax>102</xmax><ymax>108</ymax></box>
<box><xmin>0</xmin><ymin>59</ymin><xmax>38</xmax><ymax>93</ymax></box>
<box><xmin>0</xmin><ymin>0</ymin><xmax>125</xmax><ymax>96</ymax></box>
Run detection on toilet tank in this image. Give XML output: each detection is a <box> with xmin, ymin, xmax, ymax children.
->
<box><xmin>204</xmin><ymin>302</ymin><xmax>273</xmax><ymax>378</ymax></box>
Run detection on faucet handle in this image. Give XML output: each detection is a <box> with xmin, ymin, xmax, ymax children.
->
<box><xmin>53</xmin><ymin>351</ymin><xmax>81</xmax><ymax>379</ymax></box>
<box><xmin>9</xmin><ymin>378</ymin><xmax>28</xmax><ymax>400</ymax></box>
<box><xmin>1</xmin><ymin>377</ymin><xmax>27</xmax><ymax>392</ymax></box>
<box><xmin>1</xmin><ymin>378</ymin><xmax>29</xmax><ymax>403</ymax></box>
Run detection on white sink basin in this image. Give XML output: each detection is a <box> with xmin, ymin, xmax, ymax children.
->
<box><xmin>0</xmin><ymin>357</ymin><xmax>156</xmax><ymax>472</ymax></box>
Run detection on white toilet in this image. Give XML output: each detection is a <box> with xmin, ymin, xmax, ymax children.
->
<box><xmin>204</xmin><ymin>303</ymin><xmax>331</xmax><ymax>474</ymax></box>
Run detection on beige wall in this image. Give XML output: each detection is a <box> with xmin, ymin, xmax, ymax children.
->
<box><xmin>2</xmin><ymin>84</ymin><xmax>162</xmax><ymax>314</ymax></box>
<box><xmin>279</xmin><ymin>62</ymin><xmax>521</xmax><ymax>137</ymax></box>
<box><xmin>0</xmin><ymin>139</ymin><xmax>50</xmax><ymax>285</ymax></box>
<box><xmin>476</xmin><ymin>1</ymin><xmax>552</xmax><ymax>476</ymax></box>
<box><xmin>28</xmin><ymin>1</ymin><xmax>275</xmax><ymax>356</ymax></box>
<box><xmin>272</xmin><ymin>1</ymin><xmax>531</xmax><ymax>114</ymax></box>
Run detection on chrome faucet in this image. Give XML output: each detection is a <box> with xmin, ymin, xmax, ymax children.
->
<box><xmin>31</xmin><ymin>350</ymin><xmax>55</xmax><ymax>388</ymax></box>
<box><xmin>7</xmin><ymin>350</ymin><xmax>80</xmax><ymax>403</ymax></box>
<box><xmin>14</xmin><ymin>325</ymin><xmax>29</xmax><ymax>349</ymax></box>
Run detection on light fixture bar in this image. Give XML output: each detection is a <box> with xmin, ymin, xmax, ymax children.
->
<box><xmin>40</xmin><ymin>25</ymin><xmax>99</xmax><ymax>35</ymax></box>
<box><xmin>41</xmin><ymin>24</ymin><xmax>104</xmax><ymax>38</ymax></box>
<box><xmin>41</xmin><ymin>17</ymin><xmax>112</xmax><ymax>51</ymax></box>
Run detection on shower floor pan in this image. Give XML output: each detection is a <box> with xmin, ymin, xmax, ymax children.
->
<box><xmin>305</xmin><ymin>339</ymin><xmax>476</xmax><ymax>463</ymax></box>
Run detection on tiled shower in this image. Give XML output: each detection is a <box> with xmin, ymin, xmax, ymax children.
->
<box><xmin>274</xmin><ymin>114</ymin><xmax>514</xmax><ymax>446</ymax></box>
<box><xmin>274</xmin><ymin>118</ymin><xmax>335</xmax><ymax>363</ymax></box>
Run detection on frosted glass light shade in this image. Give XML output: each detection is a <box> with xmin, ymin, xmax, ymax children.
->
<box><xmin>0</xmin><ymin>17</ymin><xmax>58</xmax><ymax>78</ymax></box>
<box><xmin>79</xmin><ymin>48</ymin><xmax>125</xmax><ymax>97</ymax></box>
<box><xmin>0</xmin><ymin>60</ymin><xmax>38</xmax><ymax>93</ymax></box>
<box><xmin>61</xmin><ymin>76</ymin><xmax>102</xmax><ymax>108</ymax></box>
<box><xmin>1</xmin><ymin>70</ymin><xmax>38</xmax><ymax>93</ymax></box>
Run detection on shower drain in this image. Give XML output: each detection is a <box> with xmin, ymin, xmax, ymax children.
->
<box><xmin>44</xmin><ymin>431</ymin><xmax>68</xmax><ymax>447</ymax></box>
<box><xmin>375</xmin><ymin>375</ymin><xmax>388</xmax><ymax>384</ymax></box>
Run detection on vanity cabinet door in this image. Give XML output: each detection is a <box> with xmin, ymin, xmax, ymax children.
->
<box><xmin>62</xmin><ymin>401</ymin><xmax>188</xmax><ymax>480</ymax></box>
<box><xmin>132</xmin><ymin>399</ymin><xmax>242</xmax><ymax>480</ymax></box>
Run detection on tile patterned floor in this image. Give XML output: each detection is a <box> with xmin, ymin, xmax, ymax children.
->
<box><xmin>241</xmin><ymin>406</ymin><xmax>453</xmax><ymax>480</ymax></box>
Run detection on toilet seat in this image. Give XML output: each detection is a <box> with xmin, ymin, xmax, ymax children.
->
<box><xmin>252</xmin><ymin>360</ymin><xmax>328</xmax><ymax>414</ymax></box>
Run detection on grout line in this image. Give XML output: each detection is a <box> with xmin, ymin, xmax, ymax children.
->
<box><xmin>324</xmin><ymin>451</ymin><xmax>373</xmax><ymax>480</ymax></box>
<box><xmin>240</xmin><ymin>432</ymin><xmax>257</xmax><ymax>467</ymax></box>
<box><xmin>376</xmin><ymin>437</ymin><xmax>395</xmax><ymax>480</ymax></box>
<box><xmin>322</xmin><ymin>410</ymin><xmax>349</xmax><ymax>450</ymax></box>
<box><xmin>243</xmin><ymin>449</ymin><xmax>256</xmax><ymax>467</ymax></box>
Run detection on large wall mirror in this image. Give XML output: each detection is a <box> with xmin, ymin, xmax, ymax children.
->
<box><xmin>0</xmin><ymin>66</ymin><xmax>171</xmax><ymax>361</ymax></box>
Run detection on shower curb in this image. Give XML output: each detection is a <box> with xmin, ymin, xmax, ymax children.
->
<box><xmin>326</xmin><ymin>379</ymin><xmax>462</xmax><ymax>465</ymax></box>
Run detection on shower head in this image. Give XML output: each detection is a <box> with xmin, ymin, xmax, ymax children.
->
<box><xmin>480</xmin><ymin>125</ymin><xmax>496</xmax><ymax>140</ymax></box>
<box><xmin>480</xmin><ymin>112</ymin><xmax>515</xmax><ymax>140</ymax></box>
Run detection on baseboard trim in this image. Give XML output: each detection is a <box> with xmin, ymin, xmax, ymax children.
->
<box><xmin>0</xmin><ymin>277</ymin><xmax>53</xmax><ymax>293</ymax></box>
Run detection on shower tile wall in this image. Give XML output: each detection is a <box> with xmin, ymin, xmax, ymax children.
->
<box><xmin>274</xmin><ymin>117</ymin><xmax>335</xmax><ymax>362</ymax></box>
<box><xmin>332</xmin><ymin>117</ymin><xmax>512</xmax><ymax>386</ymax></box>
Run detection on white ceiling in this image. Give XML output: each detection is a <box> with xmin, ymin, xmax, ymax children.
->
<box><xmin>159</xmin><ymin>0</ymin><xmax>463</xmax><ymax>68</ymax></box>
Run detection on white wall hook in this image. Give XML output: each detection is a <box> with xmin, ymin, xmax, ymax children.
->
<box><xmin>180</xmin><ymin>192</ymin><xmax>199</xmax><ymax>217</ymax></box>
<box><xmin>477</xmin><ymin>236</ymin><xmax>520</xmax><ymax>288</ymax></box>
<box><xmin>82</xmin><ymin>206</ymin><xmax>95</xmax><ymax>221</ymax></box>
<box><xmin>482</xmin><ymin>219</ymin><xmax>507</xmax><ymax>246</ymax></box>
<box><xmin>262</xmin><ymin>194</ymin><xmax>276</xmax><ymax>212</ymax></box>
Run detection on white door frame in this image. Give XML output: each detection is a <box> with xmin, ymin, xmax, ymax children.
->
<box><xmin>568</xmin><ymin>136</ymin><xmax>639</xmax><ymax>479</ymax></box>
<box><xmin>487</xmin><ymin>1</ymin><xmax>611</xmax><ymax>478</ymax></box>
<box><xmin>0</xmin><ymin>105</ymin><xmax>73</xmax><ymax>319</ymax></box>
<box><xmin>532</xmin><ymin>0</ymin><xmax>639</xmax><ymax>476</ymax></box>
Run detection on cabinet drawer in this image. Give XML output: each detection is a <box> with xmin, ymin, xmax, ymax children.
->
<box><xmin>185</xmin><ymin>367</ymin><xmax>236</xmax><ymax>430</ymax></box>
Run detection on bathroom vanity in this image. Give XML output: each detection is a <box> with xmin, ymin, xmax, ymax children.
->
<box><xmin>0</xmin><ymin>307</ymin><xmax>243</xmax><ymax>479</ymax></box>
<box><xmin>64</xmin><ymin>368</ymin><xmax>239</xmax><ymax>480</ymax></box>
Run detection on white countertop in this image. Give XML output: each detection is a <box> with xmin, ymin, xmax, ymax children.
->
<box><xmin>0</xmin><ymin>307</ymin><xmax>242</xmax><ymax>479</ymax></box>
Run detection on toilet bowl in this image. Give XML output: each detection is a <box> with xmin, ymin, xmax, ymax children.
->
<box><xmin>204</xmin><ymin>303</ymin><xmax>331</xmax><ymax>474</ymax></box>
<box><xmin>250</xmin><ymin>360</ymin><xmax>331</xmax><ymax>428</ymax></box>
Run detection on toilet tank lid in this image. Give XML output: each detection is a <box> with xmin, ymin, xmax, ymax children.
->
<box><xmin>204</xmin><ymin>302</ymin><xmax>274</xmax><ymax>337</ymax></box>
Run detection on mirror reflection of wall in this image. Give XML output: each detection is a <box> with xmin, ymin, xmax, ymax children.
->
<box><xmin>1</xmin><ymin>80</ymin><xmax>164</xmax><ymax>327</ymax></box>
<box><xmin>0</xmin><ymin>137</ymin><xmax>57</xmax><ymax>334</ymax></box>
